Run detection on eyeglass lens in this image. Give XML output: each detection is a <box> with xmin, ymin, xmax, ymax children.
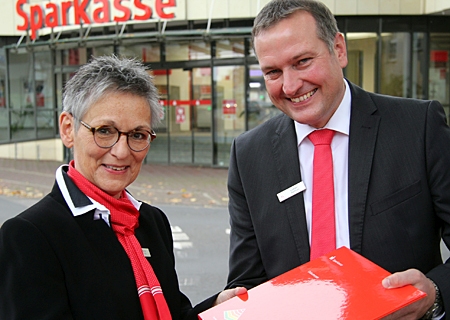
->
<box><xmin>94</xmin><ymin>126</ymin><xmax>150</xmax><ymax>151</ymax></box>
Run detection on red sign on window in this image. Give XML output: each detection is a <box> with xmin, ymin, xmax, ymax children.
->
<box><xmin>176</xmin><ymin>106</ymin><xmax>185</xmax><ymax>124</ymax></box>
<box><xmin>222</xmin><ymin>99</ymin><xmax>237</xmax><ymax>115</ymax></box>
<box><xmin>431</xmin><ymin>50</ymin><xmax>448</xmax><ymax>62</ymax></box>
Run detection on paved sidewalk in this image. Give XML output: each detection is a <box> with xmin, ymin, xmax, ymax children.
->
<box><xmin>0</xmin><ymin>158</ymin><xmax>229</xmax><ymax>208</ymax></box>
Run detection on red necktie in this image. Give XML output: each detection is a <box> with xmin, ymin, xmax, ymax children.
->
<box><xmin>308</xmin><ymin>129</ymin><xmax>336</xmax><ymax>260</ymax></box>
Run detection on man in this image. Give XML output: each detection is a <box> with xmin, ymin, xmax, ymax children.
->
<box><xmin>225</xmin><ymin>0</ymin><xmax>450</xmax><ymax>319</ymax></box>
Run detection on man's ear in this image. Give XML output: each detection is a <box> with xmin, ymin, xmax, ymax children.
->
<box><xmin>59</xmin><ymin>112</ymin><xmax>75</xmax><ymax>149</ymax></box>
<box><xmin>334</xmin><ymin>32</ymin><xmax>348</xmax><ymax>69</ymax></box>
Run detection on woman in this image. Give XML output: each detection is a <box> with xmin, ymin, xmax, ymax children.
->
<box><xmin>0</xmin><ymin>55</ymin><xmax>243</xmax><ymax>319</ymax></box>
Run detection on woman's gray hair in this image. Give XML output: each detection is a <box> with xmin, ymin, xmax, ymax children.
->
<box><xmin>252</xmin><ymin>0</ymin><xmax>340</xmax><ymax>53</ymax></box>
<box><xmin>62</xmin><ymin>55</ymin><xmax>162</xmax><ymax>131</ymax></box>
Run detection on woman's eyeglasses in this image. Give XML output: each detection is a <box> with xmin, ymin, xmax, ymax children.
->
<box><xmin>79</xmin><ymin>119</ymin><xmax>156</xmax><ymax>152</ymax></box>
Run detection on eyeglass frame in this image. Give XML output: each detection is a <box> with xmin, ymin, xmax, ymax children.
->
<box><xmin>78</xmin><ymin>119</ymin><xmax>156</xmax><ymax>152</ymax></box>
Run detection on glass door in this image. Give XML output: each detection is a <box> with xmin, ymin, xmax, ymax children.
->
<box><xmin>151</xmin><ymin>67</ymin><xmax>213</xmax><ymax>165</ymax></box>
<box><xmin>192</xmin><ymin>68</ymin><xmax>213</xmax><ymax>165</ymax></box>
<box><xmin>149</xmin><ymin>69</ymin><xmax>170</xmax><ymax>163</ymax></box>
<box><xmin>429</xmin><ymin>34</ymin><xmax>450</xmax><ymax>121</ymax></box>
<box><xmin>213</xmin><ymin>65</ymin><xmax>246</xmax><ymax>166</ymax></box>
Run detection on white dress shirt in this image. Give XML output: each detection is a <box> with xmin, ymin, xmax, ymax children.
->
<box><xmin>294</xmin><ymin>79</ymin><xmax>351</xmax><ymax>249</ymax></box>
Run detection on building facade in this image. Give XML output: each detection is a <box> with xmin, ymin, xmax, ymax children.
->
<box><xmin>0</xmin><ymin>0</ymin><xmax>449</xmax><ymax>167</ymax></box>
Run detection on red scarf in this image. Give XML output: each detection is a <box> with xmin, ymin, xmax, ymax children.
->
<box><xmin>67</xmin><ymin>161</ymin><xmax>172</xmax><ymax>320</ymax></box>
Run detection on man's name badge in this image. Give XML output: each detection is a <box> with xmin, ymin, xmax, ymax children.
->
<box><xmin>142</xmin><ymin>248</ymin><xmax>151</xmax><ymax>257</ymax></box>
<box><xmin>277</xmin><ymin>181</ymin><xmax>306</xmax><ymax>202</ymax></box>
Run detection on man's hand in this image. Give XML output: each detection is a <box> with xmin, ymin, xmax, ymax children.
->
<box><xmin>381</xmin><ymin>269</ymin><xmax>436</xmax><ymax>319</ymax></box>
<box><xmin>213</xmin><ymin>287</ymin><xmax>247</xmax><ymax>306</ymax></box>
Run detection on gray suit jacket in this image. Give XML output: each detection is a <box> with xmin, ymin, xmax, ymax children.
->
<box><xmin>226</xmin><ymin>82</ymin><xmax>450</xmax><ymax>315</ymax></box>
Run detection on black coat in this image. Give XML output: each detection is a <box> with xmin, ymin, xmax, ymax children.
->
<box><xmin>0</xmin><ymin>178</ymin><xmax>215</xmax><ymax>319</ymax></box>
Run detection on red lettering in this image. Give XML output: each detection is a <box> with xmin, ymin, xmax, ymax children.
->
<box><xmin>93</xmin><ymin>0</ymin><xmax>110</xmax><ymax>23</ymax></box>
<box><xmin>45</xmin><ymin>3</ymin><xmax>59</xmax><ymax>28</ymax></box>
<box><xmin>73</xmin><ymin>0</ymin><xmax>91</xmax><ymax>24</ymax></box>
<box><xmin>16</xmin><ymin>0</ymin><xmax>29</xmax><ymax>31</ymax></box>
<box><xmin>29</xmin><ymin>4</ymin><xmax>44</xmax><ymax>40</ymax></box>
<box><xmin>114</xmin><ymin>0</ymin><xmax>131</xmax><ymax>22</ymax></box>
<box><xmin>155</xmin><ymin>0</ymin><xmax>175</xmax><ymax>19</ymax></box>
<box><xmin>16</xmin><ymin>0</ymin><xmax>179</xmax><ymax>38</ymax></box>
<box><xmin>133</xmin><ymin>0</ymin><xmax>151</xmax><ymax>21</ymax></box>
<box><xmin>61</xmin><ymin>1</ymin><xmax>73</xmax><ymax>26</ymax></box>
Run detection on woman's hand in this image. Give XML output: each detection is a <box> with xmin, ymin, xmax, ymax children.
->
<box><xmin>213</xmin><ymin>287</ymin><xmax>248</xmax><ymax>306</ymax></box>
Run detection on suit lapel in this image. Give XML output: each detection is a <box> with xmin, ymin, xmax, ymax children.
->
<box><xmin>272</xmin><ymin>115</ymin><xmax>311</xmax><ymax>264</ymax></box>
<box><xmin>74</xmin><ymin>211</ymin><xmax>140</xmax><ymax>296</ymax></box>
<box><xmin>347</xmin><ymin>83</ymin><xmax>380</xmax><ymax>253</ymax></box>
<box><xmin>57</xmin><ymin>174</ymin><xmax>138</xmax><ymax>297</ymax></box>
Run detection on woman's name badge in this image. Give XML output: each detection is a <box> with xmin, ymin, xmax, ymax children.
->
<box><xmin>142</xmin><ymin>248</ymin><xmax>151</xmax><ymax>257</ymax></box>
<box><xmin>277</xmin><ymin>181</ymin><xmax>306</xmax><ymax>202</ymax></box>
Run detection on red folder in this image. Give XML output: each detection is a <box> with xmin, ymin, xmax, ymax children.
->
<box><xmin>199</xmin><ymin>247</ymin><xmax>426</xmax><ymax>320</ymax></box>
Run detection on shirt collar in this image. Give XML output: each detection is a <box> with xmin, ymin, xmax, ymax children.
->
<box><xmin>295</xmin><ymin>78</ymin><xmax>351</xmax><ymax>145</ymax></box>
<box><xmin>56</xmin><ymin>164</ymin><xmax>142</xmax><ymax>223</ymax></box>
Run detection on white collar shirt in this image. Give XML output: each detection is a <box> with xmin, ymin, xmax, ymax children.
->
<box><xmin>55</xmin><ymin>164</ymin><xmax>142</xmax><ymax>227</ymax></box>
<box><xmin>294</xmin><ymin>79</ymin><xmax>351</xmax><ymax>249</ymax></box>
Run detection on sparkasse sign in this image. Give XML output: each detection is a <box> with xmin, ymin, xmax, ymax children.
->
<box><xmin>16</xmin><ymin>0</ymin><xmax>177</xmax><ymax>40</ymax></box>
